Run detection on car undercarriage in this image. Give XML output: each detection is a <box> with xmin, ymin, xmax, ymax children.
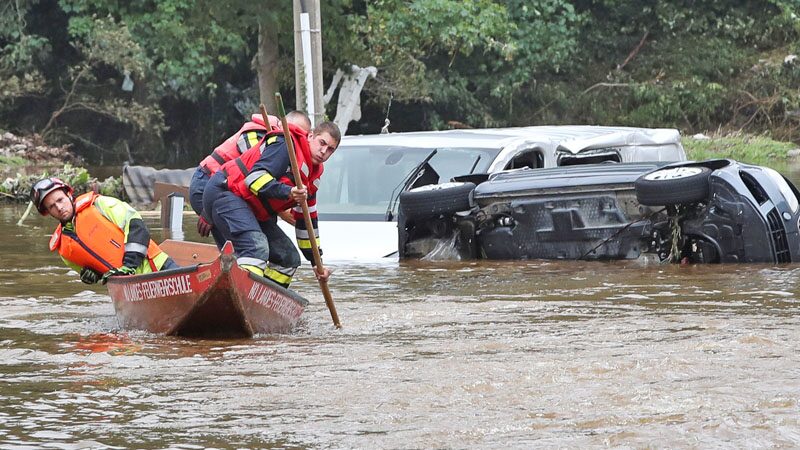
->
<box><xmin>398</xmin><ymin>160</ymin><xmax>800</xmax><ymax>264</ymax></box>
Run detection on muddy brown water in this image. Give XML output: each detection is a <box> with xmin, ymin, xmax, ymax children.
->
<box><xmin>1</xmin><ymin>203</ymin><xmax>800</xmax><ymax>448</ymax></box>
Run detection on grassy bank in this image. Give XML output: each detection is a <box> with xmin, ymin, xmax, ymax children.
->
<box><xmin>682</xmin><ymin>132</ymin><xmax>799</xmax><ymax>168</ymax></box>
<box><xmin>0</xmin><ymin>155</ymin><xmax>27</xmax><ymax>166</ymax></box>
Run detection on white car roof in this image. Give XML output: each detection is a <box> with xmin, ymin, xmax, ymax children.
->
<box><xmin>342</xmin><ymin>125</ymin><xmax>682</xmax><ymax>150</ymax></box>
<box><xmin>340</xmin><ymin>125</ymin><xmax>685</xmax><ymax>172</ymax></box>
<box><xmin>339</xmin><ymin>129</ymin><xmax>524</xmax><ymax>149</ymax></box>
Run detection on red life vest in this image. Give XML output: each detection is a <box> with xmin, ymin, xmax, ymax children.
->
<box><xmin>48</xmin><ymin>192</ymin><xmax>164</xmax><ymax>273</ymax></box>
<box><xmin>223</xmin><ymin>124</ymin><xmax>323</xmax><ymax>221</ymax></box>
<box><xmin>199</xmin><ymin>114</ymin><xmax>281</xmax><ymax>175</ymax></box>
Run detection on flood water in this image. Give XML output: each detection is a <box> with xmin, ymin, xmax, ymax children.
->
<box><xmin>2</xmin><ymin>204</ymin><xmax>800</xmax><ymax>448</ymax></box>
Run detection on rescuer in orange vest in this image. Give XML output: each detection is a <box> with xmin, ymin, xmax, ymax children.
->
<box><xmin>189</xmin><ymin>111</ymin><xmax>311</xmax><ymax>241</ymax></box>
<box><xmin>201</xmin><ymin>118</ymin><xmax>340</xmax><ymax>288</ymax></box>
<box><xmin>30</xmin><ymin>178</ymin><xmax>179</xmax><ymax>284</ymax></box>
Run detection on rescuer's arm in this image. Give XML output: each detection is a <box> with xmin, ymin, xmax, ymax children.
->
<box><xmin>94</xmin><ymin>196</ymin><xmax>149</xmax><ymax>270</ymax></box>
<box><xmin>246</xmin><ymin>137</ymin><xmax>293</xmax><ymax>204</ymax></box>
<box><xmin>293</xmin><ymin>191</ymin><xmax>321</xmax><ymax>262</ymax></box>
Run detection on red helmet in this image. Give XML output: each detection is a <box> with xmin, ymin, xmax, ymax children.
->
<box><xmin>30</xmin><ymin>177</ymin><xmax>73</xmax><ymax>215</ymax></box>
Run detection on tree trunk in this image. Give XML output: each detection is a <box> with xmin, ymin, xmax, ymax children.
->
<box><xmin>256</xmin><ymin>20</ymin><xmax>279</xmax><ymax>115</ymax></box>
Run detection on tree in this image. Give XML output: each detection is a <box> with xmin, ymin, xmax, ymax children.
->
<box><xmin>41</xmin><ymin>15</ymin><xmax>163</xmax><ymax>148</ymax></box>
<box><xmin>0</xmin><ymin>0</ymin><xmax>48</xmax><ymax>114</ymax></box>
<box><xmin>4</xmin><ymin>0</ymin><xmax>800</xmax><ymax>165</ymax></box>
<box><xmin>57</xmin><ymin>0</ymin><xmax>297</xmax><ymax>161</ymax></box>
<box><xmin>61</xmin><ymin>0</ymin><xmax>251</xmax><ymax>99</ymax></box>
<box><xmin>1</xmin><ymin>2</ymin><xmax>164</xmax><ymax>163</ymax></box>
<box><xmin>342</xmin><ymin>0</ymin><xmax>584</xmax><ymax>128</ymax></box>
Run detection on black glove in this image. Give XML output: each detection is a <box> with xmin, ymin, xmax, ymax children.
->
<box><xmin>79</xmin><ymin>267</ymin><xmax>102</xmax><ymax>284</ymax></box>
<box><xmin>101</xmin><ymin>266</ymin><xmax>136</xmax><ymax>285</ymax></box>
<box><xmin>122</xmin><ymin>251</ymin><xmax>144</xmax><ymax>269</ymax></box>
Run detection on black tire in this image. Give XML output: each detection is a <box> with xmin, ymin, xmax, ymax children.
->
<box><xmin>635</xmin><ymin>166</ymin><xmax>712</xmax><ymax>206</ymax></box>
<box><xmin>399</xmin><ymin>182</ymin><xmax>476</xmax><ymax>221</ymax></box>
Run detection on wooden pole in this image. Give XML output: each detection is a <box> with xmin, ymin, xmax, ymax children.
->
<box><xmin>265</xmin><ymin>99</ymin><xmax>341</xmax><ymax>329</ymax></box>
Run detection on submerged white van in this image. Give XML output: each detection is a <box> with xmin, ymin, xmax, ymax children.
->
<box><xmin>302</xmin><ymin>126</ymin><xmax>686</xmax><ymax>261</ymax></box>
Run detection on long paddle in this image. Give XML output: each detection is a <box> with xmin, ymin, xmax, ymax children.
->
<box><xmin>266</xmin><ymin>98</ymin><xmax>341</xmax><ymax>329</ymax></box>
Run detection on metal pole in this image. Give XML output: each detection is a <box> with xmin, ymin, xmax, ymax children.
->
<box><xmin>300</xmin><ymin>11</ymin><xmax>315</xmax><ymax>122</ymax></box>
<box><xmin>293</xmin><ymin>0</ymin><xmax>324</xmax><ymax>127</ymax></box>
<box><xmin>292</xmin><ymin>0</ymin><xmax>304</xmax><ymax>116</ymax></box>
<box><xmin>309</xmin><ymin>0</ymin><xmax>324</xmax><ymax>127</ymax></box>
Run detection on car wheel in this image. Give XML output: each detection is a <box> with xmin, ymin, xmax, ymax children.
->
<box><xmin>635</xmin><ymin>166</ymin><xmax>712</xmax><ymax>206</ymax></box>
<box><xmin>399</xmin><ymin>182</ymin><xmax>476</xmax><ymax>221</ymax></box>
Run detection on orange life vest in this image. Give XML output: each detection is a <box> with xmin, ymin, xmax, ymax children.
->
<box><xmin>199</xmin><ymin>114</ymin><xmax>281</xmax><ymax>175</ymax></box>
<box><xmin>222</xmin><ymin>124</ymin><xmax>323</xmax><ymax>221</ymax></box>
<box><xmin>48</xmin><ymin>192</ymin><xmax>164</xmax><ymax>273</ymax></box>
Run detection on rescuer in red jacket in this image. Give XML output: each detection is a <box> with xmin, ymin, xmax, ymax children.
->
<box><xmin>201</xmin><ymin>118</ymin><xmax>340</xmax><ymax>288</ymax></box>
<box><xmin>188</xmin><ymin>111</ymin><xmax>311</xmax><ymax>242</ymax></box>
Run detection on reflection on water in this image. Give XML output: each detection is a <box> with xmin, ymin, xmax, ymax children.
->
<box><xmin>2</xmin><ymin>205</ymin><xmax>800</xmax><ymax>448</ymax></box>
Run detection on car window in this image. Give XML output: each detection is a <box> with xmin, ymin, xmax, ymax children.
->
<box><xmin>504</xmin><ymin>150</ymin><xmax>544</xmax><ymax>170</ymax></box>
<box><xmin>317</xmin><ymin>145</ymin><xmax>498</xmax><ymax>218</ymax></box>
<box><xmin>429</xmin><ymin>147</ymin><xmax>499</xmax><ymax>181</ymax></box>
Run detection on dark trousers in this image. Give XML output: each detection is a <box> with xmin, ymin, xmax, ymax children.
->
<box><xmin>202</xmin><ymin>171</ymin><xmax>300</xmax><ymax>273</ymax></box>
<box><xmin>190</xmin><ymin>167</ymin><xmax>224</xmax><ymax>244</ymax></box>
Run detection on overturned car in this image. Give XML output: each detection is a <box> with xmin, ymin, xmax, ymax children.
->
<box><xmin>398</xmin><ymin>159</ymin><xmax>800</xmax><ymax>263</ymax></box>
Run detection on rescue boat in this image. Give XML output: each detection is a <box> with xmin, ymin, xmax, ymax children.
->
<box><xmin>105</xmin><ymin>240</ymin><xmax>308</xmax><ymax>338</ymax></box>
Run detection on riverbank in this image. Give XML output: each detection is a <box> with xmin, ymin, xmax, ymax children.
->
<box><xmin>2</xmin><ymin>130</ymin><xmax>799</xmax><ymax>205</ymax></box>
<box><xmin>682</xmin><ymin>131</ymin><xmax>800</xmax><ymax>167</ymax></box>
<box><xmin>0</xmin><ymin>131</ymin><xmax>124</xmax><ymax>203</ymax></box>
<box><xmin>0</xmin><ymin>132</ymin><xmax>82</xmax><ymax>168</ymax></box>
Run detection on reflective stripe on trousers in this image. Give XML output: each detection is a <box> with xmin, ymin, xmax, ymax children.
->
<box><xmin>264</xmin><ymin>263</ymin><xmax>296</xmax><ymax>287</ymax></box>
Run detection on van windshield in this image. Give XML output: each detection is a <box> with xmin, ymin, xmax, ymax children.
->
<box><xmin>317</xmin><ymin>145</ymin><xmax>499</xmax><ymax>219</ymax></box>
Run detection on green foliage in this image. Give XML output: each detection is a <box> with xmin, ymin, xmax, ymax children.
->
<box><xmin>620</xmin><ymin>78</ymin><xmax>726</xmax><ymax>128</ymax></box>
<box><xmin>727</xmin><ymin>51</ymin><xmax>800</xmax><ymax>141</ymax></box>
<box><xmin>97</xmin><ymin>175</ymin><xmax>123</xmax><ymax>197</ymax></box>
<box><xmin>580</xmin><ymin>0</ymin><xmax>796</xmax><ymax>47</ymax></box>
<box><xmin>0</xmin><ymin>1</ymin><xmax>49</xmax><ymax>107</ymax></box>
<box><xmin>39</xmin><ymin>14</ymin><xmax>166</xmax><ymax>162</ymax></box>
<box><xmin>60</xmin><ymin>0</ymin><xmax>265</xmax><ymax>99</ymax></box>
<box><xmin>0</xmin><ymin>164</ymin><xmax>125</xmax><ymax>203</ymax></box>
<box><xmin>352</xmin><ymin>0</ymin><xmax>512</xmax><ymax>101</ymax></box>
<box><xmin>374</xmin><ymin>0</ymin><xmax>509</xmax><ymax>61</ymax></box>
<box><xmin>2</xmin><ymin>0</ymin><xmax>800</xmax><ymax>166</ymax></box>
<box><xmin>66</xmin><ymin>14</ymin><xmax>148</xmax><ymax>78</ymax></box>
<box><xmin>0</xmin><ymin>1</ymin><xmax>47</xmax><ymax>69</ymax></box>
<box><xmin>0</xmin><ymin>155</ymin><xmax>27</xmax><ymax>166</ymax></box>
<box><xmin>351</xmin><ymin>0</ymin><xmax>584</xmax><ymax>128</ymax></box>
<box><xmin>426</xmin><ymin>75</ymin><xmax>500</xmax><ymax>128</ymax></box>
<box><xmin>512</xmin><ymin>0</ymin><xmax>800</xmax><ymax>140</ymax></box>
<box><xmin>488</xmin><ymin>1</ymin><xmax>585</xmax><ymax>91</ymax></box>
